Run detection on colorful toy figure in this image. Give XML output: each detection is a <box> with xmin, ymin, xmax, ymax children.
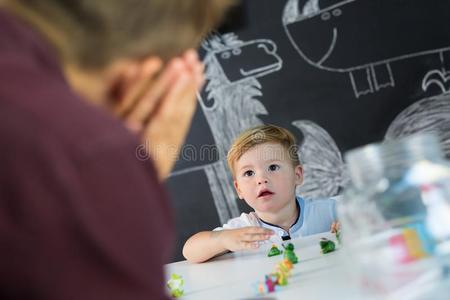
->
<box><xmin>268</xmin><ymin>244</ymin><xmax>283</xmax><ymax>257</ymax></box>
<box><xmin>275</xmin><ymin>259</ymin><xmax>293</xmax><ymax>286</ymax></box>
<box><xmin>254</xmin><ymin>246</ymin><xmax>298</xmax><ymax>295</ymax></box>
<box><xmin>281</xmin><ymin>258</ymin><xmax>293</xmax><ymax>271</ymax></box>
<box><xmin>320</xmin><ymin>238</ymin><xmax>336</xmax><ymax>254</ymax></box>
<box><xmin>166</xmin><ymin>273</ymin><xmax>184</xmax><ymax>298</ymax></box>
<box><xmin>254</xmin><ymin>274</ymin><xmax>279</xmax><ymax>295</ymax></box>
<box><xmin>254</xmin><ymin>258</ymin><xmax>294</xmax><ymax>295</ymax></box>
<box><xmin>265</xmin><ymin>274</ymin><xmax>277</xmax><ymax>292</ymax></box>
<box><xmin>283</xmin><ymin>243</ymin><xmax>298</xmax><ymax>264</ymax></box>
<box><xmin>276</xmin><ymin>271</ymin><xmax>288</xmax><ymax>286</ymax></box>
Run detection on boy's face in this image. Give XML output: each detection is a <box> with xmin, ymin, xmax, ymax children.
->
<box><xmin>233</xmin><ymin>143</ymin><xmax>303</xmax><ymax>214</ymax></box>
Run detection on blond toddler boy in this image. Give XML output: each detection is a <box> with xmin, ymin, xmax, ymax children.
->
<box><xmin>183</xmin><ymin>124</ymin><xmax>339</xmax><ymax>263</ymax></box>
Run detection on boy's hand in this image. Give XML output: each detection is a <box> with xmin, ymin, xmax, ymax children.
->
<box><xmin>330</xmin><ymin>221</ymin><xmax>340</xmax><ymax>233</ymax></box>
<box><xmin>113</xmin><ymin>49</ymin><xmax>204</xmax><ymax>180</ymax></box>
<box><xmin>219</xmin><ymin>227</ymin><xmax>274</xmax><ymax>252</ymax></box>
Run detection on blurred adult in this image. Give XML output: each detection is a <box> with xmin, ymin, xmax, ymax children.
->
<box><xmin>0</xmin><ymin>0</ymin><xmax>233</xmax><ymax>299</ymax></box>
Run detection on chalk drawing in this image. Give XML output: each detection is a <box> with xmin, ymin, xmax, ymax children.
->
<box><xmin>170</xmin><ymin>33</ymin><xmax>283</xmax><ymax>224</ymax></box>
<box><xmin>171</xmin><ymin>33</ymin><xmax>350</xmax><ymax>223</ymax></box>
<box><xmin>422</xmin><ymin>69</ymin><xmax>450</xmax><ymax>94</ymax></box>
<box><xmin>292</xmin><ymin>120</ymin><xmax>349</xmax><ymax>199</ymax></box>
<box><xmin>385</xmin><ymin>93</ymin><xmax>450</xmax><ymax>158</ymax></box>
<box><xmin>283</xmin><ymin>0</ymin><xmax>450</xmax><ymax>98</ymax></box>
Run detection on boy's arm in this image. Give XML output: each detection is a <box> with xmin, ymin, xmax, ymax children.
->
<box><xmin>182</xmin><ymin>231</ymin><xmax>230</xmax><ymax>263</ymax></box>
<box><xmin>183</xmin><ymin>227</ymin><xmax>274</xmax><ymax>263</ymax></box>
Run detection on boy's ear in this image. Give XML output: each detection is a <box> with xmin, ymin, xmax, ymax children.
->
<box><xmin>294</xmin><ymin>165</ymin><xmax>304</xmax><ymax>186</ymax></box>
<box><xmin>233</xmin><ymin>179</ymin><xmax>243</xmax><ymax>199</ymax></box>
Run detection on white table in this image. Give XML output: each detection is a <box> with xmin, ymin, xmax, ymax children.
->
<box><xmin>165</xmin><ymin>233</ymin><xmax>372</xmax><ymax>300</ymax></box>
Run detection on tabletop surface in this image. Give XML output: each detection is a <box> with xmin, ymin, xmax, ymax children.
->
<box><xmin>164</xmin><ymin>232</ymin><xmax>374</xmax><ymax>300</ymax></box>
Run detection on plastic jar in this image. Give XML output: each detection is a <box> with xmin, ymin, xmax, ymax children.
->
<box><xmin>339</xmin><ymin>133</ymin><xmax>450</xmax><ymax>297</ymax></box>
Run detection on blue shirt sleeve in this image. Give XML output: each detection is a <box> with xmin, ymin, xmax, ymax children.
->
<box><xmin>299</xmin><ymin>198</ymin><xmax>337</xmax><ymax>236</ymax></box>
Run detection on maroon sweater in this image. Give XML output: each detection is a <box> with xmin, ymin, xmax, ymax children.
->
<box><xmin>0</xmin><ymin>9</ymin><xmax>173</xmax><ymax>300</ymax></box>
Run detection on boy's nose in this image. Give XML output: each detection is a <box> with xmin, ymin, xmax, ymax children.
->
<box><xmin>258</xmin><ymin>179</ymin><xmax>268</xmax><ymax>185</ymax></box>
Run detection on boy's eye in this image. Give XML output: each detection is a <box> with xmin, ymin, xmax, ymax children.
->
<box><xmin>268</xmin><ymin>164</ymin><xmax>280</xmax><ymax>171</ymax></box>
<box><xmin>243</xmin><ymin>170</ymin><xmax>254</xmax><ymax>177</ymax></box>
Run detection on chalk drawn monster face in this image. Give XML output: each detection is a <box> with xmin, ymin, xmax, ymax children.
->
<box><xmin>283</xmin><ymin>0</ymin><xmax>349</xmax><ymax>67</ymax></box>
<box><xmin>212</xmin><ymin>40</ymin><xmax>282</xmax><ymax>83</ymax></box>
<box><xmin>283</xmin><ymin>0</ymin><xmax>450</xmax><ymax>97</ymax></box>
<box><xmin>284</xmin><ymin>0</ymin><xmax>450</xmax><ymax>71</ymax></box>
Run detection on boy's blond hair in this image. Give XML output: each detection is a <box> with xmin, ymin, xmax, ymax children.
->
<box><xmin>227</xmin><ymin>124</ymin><xmax>301</xmax><ymax>176</ymax></box>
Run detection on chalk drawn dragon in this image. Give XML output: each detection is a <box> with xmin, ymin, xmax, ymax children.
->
<box><xmin>171</xmin><ymin>33</ymin><xmax>282</xmax><ymax>223</ymax></box>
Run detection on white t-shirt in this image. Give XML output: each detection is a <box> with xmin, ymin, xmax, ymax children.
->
<box><xmin>213</xmin><ymin>196</ymin><xmax>338</xmax><ymax>243</ymax></box>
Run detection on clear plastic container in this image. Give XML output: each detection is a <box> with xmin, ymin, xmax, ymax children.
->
<box><xmin>338</xmin><ymin>133</ymin><xmax>450</xmax><ymax>298</ymax></box>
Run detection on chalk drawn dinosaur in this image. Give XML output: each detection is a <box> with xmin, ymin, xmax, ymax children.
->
<box><xmin>283</xmin><ymin>0</ymin><xmax>450</xmax><ymax>98</ymax></box>
<box><xmin>200</xmin><ymin>34</ymin><xmax>282</xmax><ymax>159</ymax></box>
<box><xmin>170</xmin><ymin>33</ymin><xmax>283</xmax><ymax>224</ymax></box>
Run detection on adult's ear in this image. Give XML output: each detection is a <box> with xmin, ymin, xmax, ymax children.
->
<box><xmin>294</xmin><ymin>164</ymin><xmax>304</xmax><ymax>186</ymax></box>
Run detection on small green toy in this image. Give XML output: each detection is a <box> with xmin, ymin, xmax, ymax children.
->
<box><xmin>267</xmin><ymin>244</ymin><xmax>283</xmax><ymax>257</ymax></box>
<box><xmin>282</xmin><ymin>243</ymin><xmax>298</xmax><ymax>264</ymax></box>
<box><xmin>320</xmin><ymin>238</ymin><xmax>336</xmax><ymax>254</ymax></box>
<box><xmin>167</xmin><ymin>273</ymin><xmax>184</xmax><ymax>298</ymax></box>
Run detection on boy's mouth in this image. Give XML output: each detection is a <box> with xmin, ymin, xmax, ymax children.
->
<box><xmin>257</xmin><ymin>188</ymin><xmax>274</xmax><ymax>198</ymax></box>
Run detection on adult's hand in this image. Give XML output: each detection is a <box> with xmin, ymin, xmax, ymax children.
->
<box><xmin>113</xmin><ymin>49</ymin><xmax>205</xmax><ymax>180</ymax></box>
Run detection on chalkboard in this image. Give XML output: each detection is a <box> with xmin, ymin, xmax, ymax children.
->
<box><xmin>166</xmin><ymin>0</ymin><xmax>450</xmax><ymax>262</ymax></box>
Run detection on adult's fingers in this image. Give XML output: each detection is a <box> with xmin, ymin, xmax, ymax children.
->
<box><xmin>114</xmin><ymin>58</ymin><xmax>162</xmax><ymax>117</ymax></box>
<box><xmin>182</xmin><ymin>49</ymin><xmax>205</xmax><ymax>89</ymax></box>
<box><xmin>125</xmin><ymin>58</ymin><xmax>185</xmax><ymax>127</ymax></box>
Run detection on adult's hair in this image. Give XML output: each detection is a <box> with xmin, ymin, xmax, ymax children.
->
<box><xmin>6</xmin><ymin>0</ymin><xmax>235</xmax><ymax>68</ymax></box>
<box><xmin>227</xmin><ymin>124</ymin><xmax>301</xmax><ymax>176</ymax></box>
